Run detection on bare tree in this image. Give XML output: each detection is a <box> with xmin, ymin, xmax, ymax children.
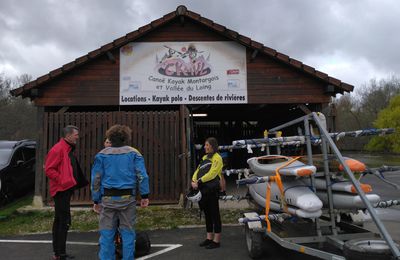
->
<box><xmin>356</xmin><ymin>76</ymin><xmax>400</xmax><ymax>122</ymax></box>
<box><xmin>0</xmin><ymin>73</ymin><xmax>36</xmax><ymax>140</ymax></box>
<box><xmin>335</xmin><ymin>93</ymin><xmax>362</xmax><ymax>130</ymax></box>
<box><xmin>0</xmin><ymin>74</ymin><xmax>12</xmax><ymax>102</ymax></box>
<box><xmin>334</xmin><ymin>75</ymin><xmax>400</xmax><ymax>151</ymax></box>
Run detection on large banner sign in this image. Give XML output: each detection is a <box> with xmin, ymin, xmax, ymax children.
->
<box><xmin>120</xmin><ymin>41</ymin><xmax>247</xmax><ymax>105</ymax></box>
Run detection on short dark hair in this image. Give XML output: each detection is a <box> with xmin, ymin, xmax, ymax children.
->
<box><xmin>106</xmin><ymin>125</ymin><xmax>132</xmax><ymax>147</ymax></box>
<box><xmin>206</xmin><ymin>137</ymin><xmax>218</xmax><ymax>153</ymax></box>
<box><xmin>63</xmin><ymin>125</ymin><xmax>79</xmax><ymax>137</ymax></box>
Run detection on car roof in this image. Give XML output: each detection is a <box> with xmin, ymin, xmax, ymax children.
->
<box><xmin>0</xmin><ymin>141</ymin><xmax>18</xmax><ymax>149</ymax></box>
<box><xmin>0</xmin><ymin>140</ymin><xmax>36</xmax><ymax>149</ymax></box>
<box><xmin>0</xmin><ymin>140</ymin><xmax>36</xmax><ymax>169</ymax></box>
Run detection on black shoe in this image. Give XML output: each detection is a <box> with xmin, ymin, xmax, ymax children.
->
<box><xmin>65</xmin><ymin>254</ymin><xmax>75</xmax><ymax>259</ymax></box>
<box><xmin>199</xmin><ymin>239</ymin><xmax>213</xmax><ymax>247</ymax></box>
<box><xmin>205</xmin><ymin>241</ymin><xmax>220</xmax><ymax>249</ymax></box>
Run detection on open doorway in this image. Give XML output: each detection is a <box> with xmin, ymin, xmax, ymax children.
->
<box><xmin>188</xmin><ymin>103</ymin><xmax>320</xmax><ymax>196</ymax></box>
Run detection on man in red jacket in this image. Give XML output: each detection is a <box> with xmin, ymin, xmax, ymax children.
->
<box><xmin>45</xmin><ymin>125</ymin><xmax>87</xmax><ymax>260</ymax></box>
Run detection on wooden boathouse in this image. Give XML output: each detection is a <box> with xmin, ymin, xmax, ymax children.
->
<box><xmin>11</xmin><ymin>5</ymin><xmax>353</xmax><ymax>206</ymax></box>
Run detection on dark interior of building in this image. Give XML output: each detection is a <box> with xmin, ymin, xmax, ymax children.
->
<box><xmin>188</xmin><ymin>103</ymin><xmax>321</xmax><ymax>171</ymax></box>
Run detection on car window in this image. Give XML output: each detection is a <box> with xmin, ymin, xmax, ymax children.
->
<box><xmin>0</xmin><ymin>149</ymin><xmax>13</xmax><ymax>166</ymax></box>
<box><xmin>22</xmin><ymin>148</ymin><xmax>35</xmax><ymax>161</ymax></box>
<box><xmin>11</xmin><ymin>149</ymin><xmax>24</xmax><ymax>165</ymax></box>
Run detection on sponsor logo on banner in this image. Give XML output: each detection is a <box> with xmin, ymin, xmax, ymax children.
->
<box><xmin>156</xmin><ymin>45</ymin><xmax>212</xmax><ymax>77</ymax></box>
<box><xmin>227</xmin><ymin>69</ymin><xmax>239</xmax><ymax>75</ymax></box>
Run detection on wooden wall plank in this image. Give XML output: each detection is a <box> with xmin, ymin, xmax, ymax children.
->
<box><xmin>173</xmin><ymin>111</ymin><xmax>184</xmax><ymax>198</ymax></box>
<box><xmin>77</xmin><ymin>112</ymin><xmax>85</xmax><ymax>202</ymax></box>
<box><xmin>158</xmin><ymin>112</ymin><xmax>165</xmax><ymax>199</ymax></box>
<box><xmin>166</xmin><ymin>111</ymin><xmax>171</xmax><ymax>199</ymax></box>
<box><xmin>169</xmin><ymin>111</ymin><xmax>174</xmax><ymax>199</ymax></box>
<box><xmin>84</xmin><ymin>112</ymin><xmax>90</xmax><ymax>202</ymax></box>
<box><xmin>137</xmin><ymin>112</ymin><xmax>143</xmax><ymax>152</ymax></box>
<box><xmin>47</xmin><ymin>113</ymin><xmax>54</xmax><ymax>203</ymax></box>
<box><xmin>148</xmin><ymin>111</ymin><xmax>155</xmax><ymax>200</ymax></box>
<box><xmin>41</xmin><ymin>112</ymin><xmax>49</xmax><ymax>202</ymax></box>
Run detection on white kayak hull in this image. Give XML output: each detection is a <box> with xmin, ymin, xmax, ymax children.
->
<box><xmin>249</xmin><ymin>185</ymin><xmax>322</xmax><ymax>218</ymax></box>
<box><xmin>250</xmin><ymin>179</ymin><xmax>323</xmax><ymax>212</ymax></box>
<box><xmin>316</xmin><ymin>191</ymin><xmax>380</xmax><ymax>209</ymax></box>
<box><xmin>247</xmin><ymin>155</ymin><xmax>316</xmax><ymax>177</ymax></box>
<box><xmin>301</xmin><ymin>178</ymin><xmax>372</xmax><ymax>194</ymax></box>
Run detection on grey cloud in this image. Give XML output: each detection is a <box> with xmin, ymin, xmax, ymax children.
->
<box><xmin>0</xmin><ymin>0</ymin><xmax>399</xmax><ymax>88</ymax></box>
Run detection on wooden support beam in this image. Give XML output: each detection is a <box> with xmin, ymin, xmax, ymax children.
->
<box><xmin>106</xmin><ymin>51</ymin><xmax>116</xmax><ymax>63</ymax></box>
<box><xmin>324</xmin><ymin>84</ymin><xmax>335</xmax><ymax>94</ymax></box>
<box><xmin>176</xmin><ymin>5</ymin><xmax>187</xmax><ymax>15</ymax></box>
<box><xmin>179</xmin><ymin>105</ymin><xmax>188</xmax><ymax>201</ymax></box>
<box><xmin>250</xmin><ymin>49</ymin><xmax>259</xmax><ymax>62</ymax></box>
<box><xmin>297</xmin><ymin>104</ymin><xmax>312</xmax><ymax>114</ymax></box>
<box><xmin>33</xmin><ymin>106</ymin><xmax>44</xmax><ymax>208</ymax></box>
<box><xmin>30</xmin><ymin>89</ymin><xmax>40</xmax><ymax>97</ymax></box>
<box><xmin>57</xmin><ymin>106</ymin><xmax>69</xmax><ymax>114</ymax></box>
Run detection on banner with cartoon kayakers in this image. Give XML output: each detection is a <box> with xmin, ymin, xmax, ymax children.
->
<box><xmin>119</xmin><ymin>41</ymin><xmax>247</xmax><ymax>105</ymax></box>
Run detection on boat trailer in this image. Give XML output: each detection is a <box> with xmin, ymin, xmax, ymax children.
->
<box><xmin>223</xmin><ymin>112</ymin><xmax>400</xmax><ymax>259</ymax></box>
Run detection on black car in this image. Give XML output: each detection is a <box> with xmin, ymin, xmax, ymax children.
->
<box><xmin>0</xmin><ymin>140</ymin><xmax>36</xmax><ymax>206</ymax></box>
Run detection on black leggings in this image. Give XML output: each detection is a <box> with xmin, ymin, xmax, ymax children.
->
<box><xmin>52</xmin><ymin>190</ymin><xmax>72</xmax><ymax>256</ymax></box>
<box><xmin>201</xmin><ymin>191</ymin><xmax>222</xmax><ymax>233</ymax></box>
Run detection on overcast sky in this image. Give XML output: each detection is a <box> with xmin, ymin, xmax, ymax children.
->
<box><xmin>1</xmin><ymin>0</ymin><xmax>399</xmax><ymax>90</ymax></box>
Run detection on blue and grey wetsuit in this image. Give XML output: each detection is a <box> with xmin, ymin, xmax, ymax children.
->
<box><xmin>91</xmin><ymin>146</ymin><xmax>149</xmax><ymax>260</ymax></box>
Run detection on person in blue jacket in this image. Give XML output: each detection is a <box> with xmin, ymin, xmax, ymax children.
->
<box><xmin>91</xmin><ymin>124</ymin><xmax>150</xmax><ymax>260</ymax></box>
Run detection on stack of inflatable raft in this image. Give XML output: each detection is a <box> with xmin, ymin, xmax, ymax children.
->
<box><xmin>247</xmin><ymin>155</ymin><xmax>380</xmax><ymax>218</ymax></box>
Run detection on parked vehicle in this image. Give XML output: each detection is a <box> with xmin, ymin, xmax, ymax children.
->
<box><xmin>0</xmin><ymin>140</ymin><xmax>36</xmax><ymax>206</ymax></box>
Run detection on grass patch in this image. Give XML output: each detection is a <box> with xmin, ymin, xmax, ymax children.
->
<box><xmin>0</xmin><ymin>198</ymin><xmax>250</xmax><ymax>236</ymax></box>
<box><xmin>135</xmin><ymin>207</ymin><xmax>245</xmax><ymax>230</ymax></box>
<box><xmin>0</xmin><ymin>196</ymin><xmax>33</xmax><ymax>218</ymax></box>
<box><xmin>0</xmin><ymin>211</ymin><xmax>54</xmax><ymax>235</ymax></box>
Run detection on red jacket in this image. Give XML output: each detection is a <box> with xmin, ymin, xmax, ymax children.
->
<box><xmin>45</xmin><ymin>138</ymin><xmax>77</xmax><ymax>197</ymax></box>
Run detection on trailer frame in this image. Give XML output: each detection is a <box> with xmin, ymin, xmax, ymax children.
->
<box><xmin>239</xmin><ymin>112</ymin><xmax>400</xmax><ymax>259</ymax></box>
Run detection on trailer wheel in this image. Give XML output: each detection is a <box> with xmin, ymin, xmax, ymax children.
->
<box><xmin>245</xmin><ymin>223</ymin><xmax>264</xmax><ymax>259</ymax></box>
<box><xmin>343</xmin><ymin>238</ymin><xmax>398</xmax><ymax>260</ymax></box>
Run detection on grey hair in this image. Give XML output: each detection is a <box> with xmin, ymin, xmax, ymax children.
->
<box><xmin>63</xmin><ymin>125</ymin><xmax>79</xmax><ymax>137</ymax></box>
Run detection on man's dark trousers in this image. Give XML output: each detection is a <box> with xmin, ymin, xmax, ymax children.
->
<box><xmin>52</xmin><ymin>190</ymin><xmax>72</xmax><ymax>256</ymax></box>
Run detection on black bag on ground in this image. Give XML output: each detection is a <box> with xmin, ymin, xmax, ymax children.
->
<box><xmin>135</xmin><ymin>231</ymin><xmax>151</xmax><ymax>257</ymax></box>
<box><xmin>115</xmin><ymin>231</ymin><xmax>151</xmax><ymax>259</ymax></box>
